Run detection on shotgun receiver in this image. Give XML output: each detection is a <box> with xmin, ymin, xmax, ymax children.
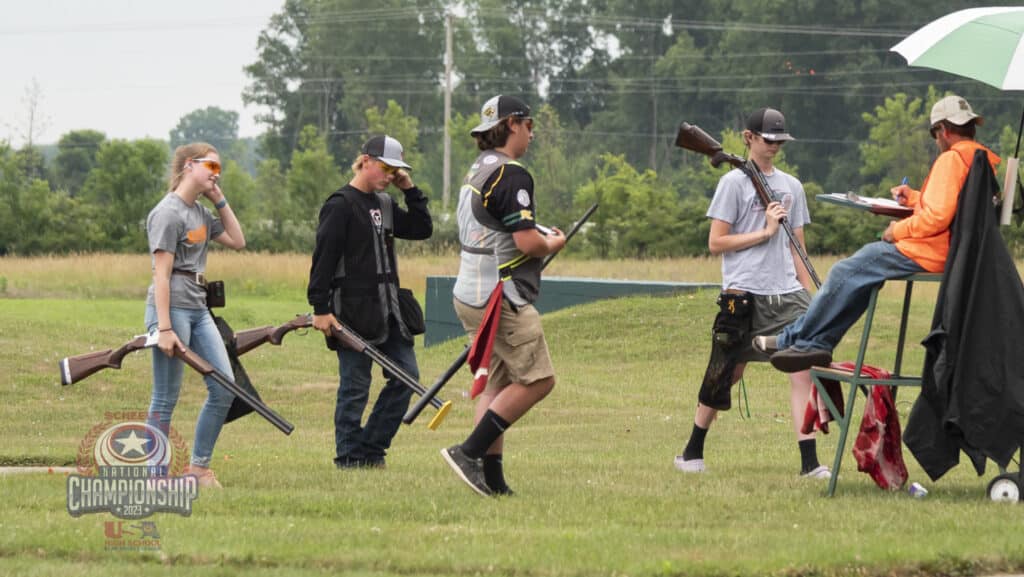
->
<box><xmin>402</xmin><ymin>203</ymin><xmax>600</xmax><ymax>426</ymax></box>
<box><xmin>675</xmin><ymin>122</ymin><xmax>821</xmax><ymax>288</ymax></box>
<box><xmin>234</xmin><ymin>313</ymin><xmax>313</xmax><ymax>355</ymax></box>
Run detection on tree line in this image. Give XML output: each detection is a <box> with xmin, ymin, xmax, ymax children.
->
<box><xmin>2</xmin><ymin>0</ymin><xmax>1022</xmax><ymax>257</ymax></box>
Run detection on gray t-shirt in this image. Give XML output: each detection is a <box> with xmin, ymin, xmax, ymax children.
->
<box><xmin>145</xmin><ymin>192</ymin><xmax>225</xmax><ymax>309</ymax></box>
<box><xmin>706</xmin><ymin>167</ymin><xmax>810</xmax><ymax>296</ymax></box>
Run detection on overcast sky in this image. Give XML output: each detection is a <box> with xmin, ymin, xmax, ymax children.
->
<box><xmin>0</xmin><ymin>0</ymin><xmax>286</xmax><ymax>147</ymax></box>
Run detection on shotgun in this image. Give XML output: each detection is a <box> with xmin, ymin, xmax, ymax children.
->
<box><xmin>60</xmin><ymin>331</ymin><xmax>294</xmax><ymax>435</ymax></box>
<box><xmin>329</xmin><ymin>324</ymin><xmax>452</xmax><ymax>430</ymax></box>
<box><xmin>60</xmin><ymin>313</ymin><xmax>314</xmax><ymax>386</ymax></box>
<box><xmin>402</xmin><ymin>202</ymin><xmax>599</xmax><ymax>426</ymax></box>
<box><xmin>675</xmin><ymin>122</ymin><xmax>821</xmax><ymax>288</ymax></box>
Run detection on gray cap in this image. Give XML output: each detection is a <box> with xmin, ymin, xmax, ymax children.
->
<box><xmin>745</xmin><ymin>107</ymin><xmax>795</xmax><ymax>142</ymax></box>
<box><xmin>361</xmin><ymin>135</ymin><xmax>412</xmax><ymax>169</ymax></box>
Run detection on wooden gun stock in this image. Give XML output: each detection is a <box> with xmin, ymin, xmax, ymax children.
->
<box><xmin>59</xmin><ymin>335</ymin><xmax>152</xmax><ymax>386</ymax></box>
<box><xmin>234</xmin><ymin>313</ymin><xmax>313</xmax><ymax>355</ymax></box>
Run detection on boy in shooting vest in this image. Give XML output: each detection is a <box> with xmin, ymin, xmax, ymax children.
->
<box><xmin>675</xmin><ymin>108</ymin><xmax>830</xmax><ymax>479</ymax></box>
<box><xmin>441</xmin><ymin>95</ymin><xmax>566</xmax><ymax>496</ymax></box>
<box><xmin>308</xmin><ymin>135</ymin><xmax>433</xmax><ymax>469</ymax></box>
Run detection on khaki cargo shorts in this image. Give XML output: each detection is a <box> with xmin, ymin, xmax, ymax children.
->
<box><xmin>453</xmin><ymin>298</ymin><xmax>555</xmax><ymax>392</ymax></box>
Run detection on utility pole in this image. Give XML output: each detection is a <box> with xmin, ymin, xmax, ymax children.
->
<box><xmin>442</xmin><ymin>12</ymin><xmax>454</xmax><ymax>212</ymax></box>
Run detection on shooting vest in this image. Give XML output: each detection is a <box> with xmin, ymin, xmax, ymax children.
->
<box><xmin>453</xmin><ymin>151</ymin><xmax>542</xmax><ymax>308</ymax></box>
<box><xmin>328</xmin><ymin>187</ymin><xmax>411</xmax><ymax>344</ymax></box>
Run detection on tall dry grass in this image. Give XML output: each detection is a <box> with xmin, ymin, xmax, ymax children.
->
<box><xmin>0</xmin><ymin>252</ymin><xmax>860</xmax><ymax>299</ymax></box>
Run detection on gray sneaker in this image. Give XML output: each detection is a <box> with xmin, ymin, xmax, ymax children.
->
<box><xmin>441</xmin><ymin>445</ymin><xmax>492</xmax><ymax>497</ymax></box>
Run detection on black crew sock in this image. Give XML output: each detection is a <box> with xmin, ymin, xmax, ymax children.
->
<box><xmin>483</xmin><ymin>454</ymin><xmax>511</xmax><ymax>494</ymax></box>
<box><xmin>461</xmin><ymin>410</ymin><xmax>511</xmax><ymax>459</ymax></box>
<box><xmin>799</xmin><ymin>439</ymin><xmax>820</xmax><ymax>473</ymax></box>
<box><xmin>681</xmin><ymin>424</ymin><xmax>709</xmax><ymax>461</ymax></box>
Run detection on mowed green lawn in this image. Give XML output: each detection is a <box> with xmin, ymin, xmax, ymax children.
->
<box><xmin>1</xmin><ymin>255</ymin><xmax>1023</xmax><ymax>577</ymax></box>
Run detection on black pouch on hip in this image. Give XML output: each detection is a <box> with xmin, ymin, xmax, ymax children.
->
<box><xmin>205</xmin><ymin>280</ymin><xmax>226</xmax><ymax>309</ymax></box>
<box><xmin>398</xmin><ymin>288</ymin><xmax>426</xmax><ymax>336</ymax></box>
<box><xmin>698</xmin><ymin>291</ymin><xmax>754</xmax><ymax>410</ymax></box>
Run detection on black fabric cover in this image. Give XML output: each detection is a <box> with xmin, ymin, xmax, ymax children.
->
<box><xmin>211</xmin><ymin>313</ymin><xmax>264</xmax><ymax>424</ymax></box>
<box><xmin>904</xmin><ymin>150</ymin><xmax>1024</xmax><ymax>481</ymax></box>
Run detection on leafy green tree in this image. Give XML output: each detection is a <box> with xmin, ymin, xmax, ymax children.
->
<box><xmin>80</xmin><ymin>139</ymin><xmax>168</xmax><ymax>252</ymax></box>
<box><xmin>858</xmin><ymin>92</ymin><xmax>934</xmax><ymax>198</ymax></box>
<box><xmin>53</xmin><ymin>129</ymin><xmax>106</xmax><ymax>196</ymax></box>
<box><xmin>287</xmin><ymin>125</ymin><xmax>340</xmax><ymax>225</ymax></box>
<box><xmin>246</xmin><ymin>157</ymin><xmax>298</xmax><ymax>252</ymax></box>
<box><xmin>527</xmin><ymin>104</ymin><xmax>594</xmax><ymax>226</ymax></box>
<box><xmin>169</xmin><ymin>106</ymin><xmax>240</xmax><ymax>154</ymax></box>
<box><xmin>218</xmin><ymin>159</ymin><xmax>257</xmax><ymax>226</ymax></box>
<box><xmin>574</xmin><ymin>153</ymin><xmax>685</xmax><ymax>258</ymax></box>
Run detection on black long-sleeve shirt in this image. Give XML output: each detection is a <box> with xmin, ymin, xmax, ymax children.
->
<box><xmin>307</xmin><ymin>184</ymin><xmax>432</xmax><ymax>315</ymax></box>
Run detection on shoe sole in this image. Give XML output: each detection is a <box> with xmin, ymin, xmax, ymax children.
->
<box><xmin>673</xmin><ymin>458</ymin><xmax>705</xmax><ymax>473</ymax></box>
<box><xmin>770</xmin><ymin>350</ymin><xmax>832</xmax><ymax>373</ymax></box>
<box><xmin>440</xmin><ymin>448</ymin><xmax>491</xmax><ymax>497</ymax></box>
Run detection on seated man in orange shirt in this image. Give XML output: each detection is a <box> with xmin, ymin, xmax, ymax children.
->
<box><xmin>755</xmin><ymin>94</ymin><xmax>1000</xmax><ymax>372</ymax></box>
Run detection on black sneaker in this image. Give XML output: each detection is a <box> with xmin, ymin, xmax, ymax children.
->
<box><xmin>770</xmin><ymin>347</ymin><xmax>832</xmax><ymax>373</ymax></box>
<box><xmin>441</xmin><ymin>445</ymin><xmax>492</xmax><ymax>497</ymax></box>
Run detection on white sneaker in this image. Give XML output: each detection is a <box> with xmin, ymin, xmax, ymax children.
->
<box><xmin>673</xmin><ymin>455</ymin><xmax>706</xmax><ymax>473</ymax></box>
<box><xmin>800</xmin><ymin>465</ymin><xmax>832</xmax><ymax>480</ymax></box>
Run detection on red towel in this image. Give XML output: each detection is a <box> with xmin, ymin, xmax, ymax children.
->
<box><xmin>852</xmin><ymin>378</ymin><xmax>908</xmax><ymax>491</ymax></box>
<box><xmin>467</xmin><ymin>282</ymin><xmax>503</xmax><ymax>399</ymax></box>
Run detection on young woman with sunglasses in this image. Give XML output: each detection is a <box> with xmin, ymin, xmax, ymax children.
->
<box><xmin>144</xmin><ymin>142</ymin><xmax>245</xmax><ymax>488</ymax></box>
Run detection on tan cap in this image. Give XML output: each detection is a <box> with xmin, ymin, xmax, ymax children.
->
<box><xmin>930</xmin><ymin>95</ymin><xmax>983</xmax><ymax>127</ymax></box>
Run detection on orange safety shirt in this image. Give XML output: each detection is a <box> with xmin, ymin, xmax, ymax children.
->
<box><xmin>892</xmin><ymin>140</ymin><xmax>1000</xmax><ymax>272</ymax></box>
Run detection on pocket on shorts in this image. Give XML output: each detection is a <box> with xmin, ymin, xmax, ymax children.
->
<box><xmin>503</xmin><ymin>306</ymin><xmax>542</xmax><ymax>347</ymax></box>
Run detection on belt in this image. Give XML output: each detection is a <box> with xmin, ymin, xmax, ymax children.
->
<box><xmin>172</xmin><ymin>269</ymin><xmax>206</xmax><ymax>286</ymax></box>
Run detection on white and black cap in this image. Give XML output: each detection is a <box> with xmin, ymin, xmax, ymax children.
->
<box><xmin>745</xmin><ymin>107</ymin><xmax>795</xmax><ymax>142</ymax></box>
<box><xmin>361</xmin><ymin>135</ymin><xmax>412</xmax><ymax>169</ymax></box>
<box><xmin>470</xmin><ymin>95</ymin><xmax>531</xmax><ymax>135</ymax></box>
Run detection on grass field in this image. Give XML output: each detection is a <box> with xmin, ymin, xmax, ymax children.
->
<box><xmin>2</xmin><ymin>254</ymin><xmax>1023</xmax><ymax>577</ymax></box>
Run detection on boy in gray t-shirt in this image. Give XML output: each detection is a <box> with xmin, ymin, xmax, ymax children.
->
<box><xmin>675</xmin><ymin>108</ymin><xmax>830</xmax><ymax>480</ymax></box>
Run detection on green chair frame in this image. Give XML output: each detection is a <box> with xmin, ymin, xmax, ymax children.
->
<box><xmin>809</xmin><ymin>273</ymin><xmax>942</xmax><ymax>497</ymax></box>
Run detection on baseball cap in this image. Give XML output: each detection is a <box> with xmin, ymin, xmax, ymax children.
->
<box><xmin>470</xmin><ymin>95</ymin><xmax>532</xmax><ymax>135</ymax></box>
<box><xmin>745</xmin><ymin>107</ymin><xmax>795</xmax><ymax>142</ymax></box>
<box><xmin>361</xmin><ymin>135</ymin><xmax>412</xmax><ymax>169</ymax></box>
<box><xmin>930</xmin><ymin>95</ymin><xmax>983</xmax><ymax>127</ymax></box>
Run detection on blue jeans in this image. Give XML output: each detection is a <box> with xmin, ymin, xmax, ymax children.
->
<box><xmin>334</xmin><ymin>320</ymin><xmax>417</xmax><ymax>464</ymax></box>
<box><xmin>145</xmin><ymin>305</ymin><xmax>235</xmax><ymax>467</ymax></box>
<box><xmin>777</xmin><ymin>242</ymin><xmax>925</xmax><ymax>352</ymax></box>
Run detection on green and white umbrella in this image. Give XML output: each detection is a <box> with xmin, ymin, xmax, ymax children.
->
<box><xmin>891</xmin><ymin>6</ymin><xmax>1024</xmax><ymax>91</ymax></box>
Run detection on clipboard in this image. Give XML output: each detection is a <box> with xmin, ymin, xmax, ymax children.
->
<box><xmin>816</xmin><ymin>192</ymin><xmax>912</xmax><ymax>218</ymax></box>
